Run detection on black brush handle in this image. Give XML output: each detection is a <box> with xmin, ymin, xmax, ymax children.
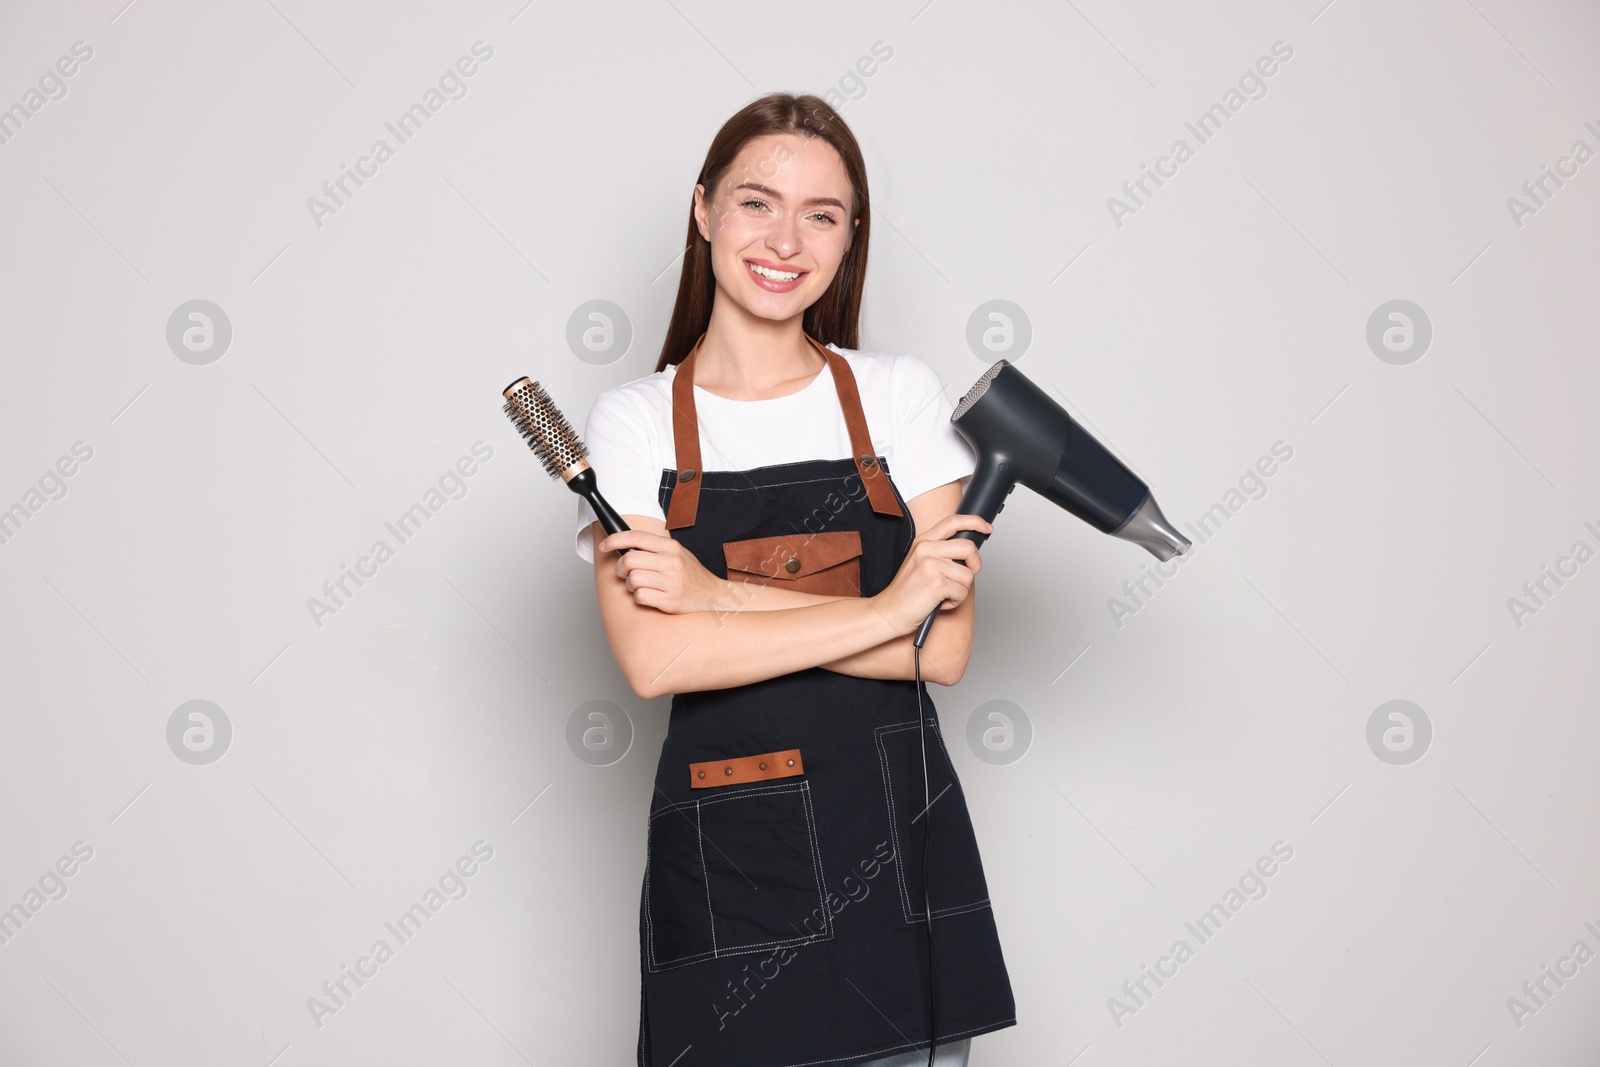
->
<box><xmin>569</xmin><ymin>468</ymin><xmax>633</xmax><ymax>555</ymax></box>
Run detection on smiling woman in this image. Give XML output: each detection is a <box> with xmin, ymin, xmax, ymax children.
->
<box><xmin>574</xmin><ymin>93</ymin><xmax>1014</xmax><ymax>1067</ymax></box>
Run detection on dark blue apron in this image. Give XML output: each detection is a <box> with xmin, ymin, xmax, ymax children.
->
<box><xmin>635</xmin><ymin>333</ymin><xmax>1016</xmax><ymax>1067</ymax></box>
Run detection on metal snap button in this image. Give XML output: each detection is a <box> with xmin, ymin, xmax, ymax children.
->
<box><xmin>786</xmin><ymin>758</ymin><xmax>795</xmax><ymax>767</ymax></box>
<box><xmin>858</xmin><ymin>453</ymin><xmax>876</xmax><ymax>468</ymax></box>
<box><xmin>680</xmin><ymin>467</ymin><xmax>697</xmax><ymax>481</ymax></box>
<box><xmin>697</xmin><ymin>770</ymin><xmax>705</xmax><ymax>779</ymax></box>
<box><xmin>758</xmin><ymin>762</ymin><xmax>767</xmax><ymax>770</ymax></box>
<box><xmin>784</xmin><ymin>557</ymin><xmax>800</xmax><ymax>573</ymax></box>
<box><xmin>724</xmin><ymin>766</ymin><xmax>733</xmax><ymax>775</ymax></box>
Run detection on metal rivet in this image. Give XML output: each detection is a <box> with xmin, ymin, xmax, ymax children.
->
<box><xmin>785</xmin><ymin>557</ymin><xmax>800</xmax><ymax>573</ymax></box>
<box><xmin>724</xmin><ymin>766</ymin><xmax>733</xmax><ymax>775</ymax></box>
<box><xmin>697</xmin><ymin>770</ymin><xmax>705</xmax><ymax>779</ymax></box>
<box><xmin>680</xmin><ymin>467</ymin><xmax>697</xmax><ymax>481</ymax></box>
<box><xmin>786</xmin><ymin>758</ymin><xmax>795</xmax><ymax>767</ymax></box>
<box><xmin>759</xmin><ymin>762</ymin><xmax>767</xmax><ymax>770</ymax></box>
<box><xmin>859</xmin><ymin>453</ymin><xmax>876</xmax><ymax>468</ymax></box>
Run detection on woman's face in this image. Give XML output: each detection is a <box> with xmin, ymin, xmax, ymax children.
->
<box><xmin>694</xmin><ymin>133</ymin><xmax>858</xmax><ymax>323</ymax></box>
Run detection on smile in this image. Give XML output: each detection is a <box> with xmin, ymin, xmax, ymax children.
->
<box><xmin>745</xmin><ymin>259</ymin><xmax>807</xmax><ymax>291</ymax></box>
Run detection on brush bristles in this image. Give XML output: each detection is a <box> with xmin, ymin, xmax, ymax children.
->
<box><xmin>502</xmin><ymin>378</ymin><xmax>589</xmax><ymax>480</ymax></box>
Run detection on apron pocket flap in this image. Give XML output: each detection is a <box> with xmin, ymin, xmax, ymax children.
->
<box><xmin>723</xmin><ymin>529</ymin><xmax>863</xmax><ymax>582</ymax></box>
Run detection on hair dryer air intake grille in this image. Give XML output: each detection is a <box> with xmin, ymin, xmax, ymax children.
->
<box><xmin>952</xmin><ymin>360</ymin><xmax>1007</xmax><ymax>422</ymax></box>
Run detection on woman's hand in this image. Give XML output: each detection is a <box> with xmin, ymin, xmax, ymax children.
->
<box><xmin>598</xmin><ymin>528</ymin><xmax>731</xmax><ymax>615</ymax></box>
<box><xmin>870</xmin><ymin>513</ymin><xmax>992</xmax><ymax>634</ymax></box>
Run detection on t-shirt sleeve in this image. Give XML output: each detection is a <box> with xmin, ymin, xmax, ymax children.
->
<box><xmin>573</xmin><ymin>388</ymin><xmax>665</xmax><ymax>564</ymax></box>
<box><xmin>887</xmin><ymin>352</ymin><xmax>978</xmax><ymax>504</ymax></box>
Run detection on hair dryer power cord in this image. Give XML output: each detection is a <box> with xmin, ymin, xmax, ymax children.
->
<box><xmin>915</xmin><ymin>644</ymin><xmax>939</xmax><ymax>1067</ymax></box>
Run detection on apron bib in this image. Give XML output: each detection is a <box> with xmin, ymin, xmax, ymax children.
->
<box><xmin>636</xmin><ymin>333</ymin><xmax>1016</xmax><ymax>1067</ymax></box>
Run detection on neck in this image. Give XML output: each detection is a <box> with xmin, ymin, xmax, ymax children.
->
<box><xmin>694</xmin><ymin>301</ymin><xmax>825</xmax><ymax>399</ymax></box>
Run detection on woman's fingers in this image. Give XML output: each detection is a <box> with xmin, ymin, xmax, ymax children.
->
<box><xmin>598</xmin><ymin>527</ymin><xmax>674</xmax><ymax>555</ymax></box>
<box><xmin>912</xmin><ymin>532</ymin><xmax>983</xmax><ymax>573</ymax></box>
<box><xmin>908</xmin><ymin>546</ymin><xmax>977</xmax><ymax>587</ymax></box>
<box><xmin>608</xmin><ymin>534</ymin><xmax>694</xmax><ymax>608</ymax></box>
<box><xmin>613</xmin><ymin>541</ymin><xmax>667</xmax><ymax>593</ymax></box>
<box><xmin>934</xmin><ymin>555</ymin><xmax>977</xmax><ymax>592</ymax></box>
<box><xmin>915</xmin><ymin>556</ymin><xmax>975</xmax><ymax>612</ymax></box>
<box><xmin>617</xmin><ymin>553</ymin><xmax>669</xmax><ymax>587</ymax></box>
<box><xmin>921</xmin><ymin>512</ymin><xmax>993</xmax><ymax>541</ymax></box>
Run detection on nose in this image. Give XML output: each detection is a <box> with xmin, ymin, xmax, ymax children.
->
<box><xmin>766</xmin><ymin>212</ymin><xmax>800</xmax><ymax>260</ymax></box>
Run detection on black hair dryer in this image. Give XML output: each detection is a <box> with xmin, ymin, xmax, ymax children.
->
<box><xmin>913</xmin><ymin>359</ymin><xmax>1192</xmax><ymax>648</ymax></box>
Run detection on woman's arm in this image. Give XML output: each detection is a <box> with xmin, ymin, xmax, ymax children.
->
<box><xmin>589</xmin><ymin>495</ymin><xmax>987</xmax><ymax>699</ymax></box>
<box><xmin>691</xmin><ymin>481</ymin><xmax>976</xmax><ymax>685</ymax></box>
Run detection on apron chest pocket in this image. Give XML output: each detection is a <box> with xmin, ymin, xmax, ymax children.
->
<box><xmin>874</xmin><ymin>719</ymin><xmax>993</xmax><ymax>924</ymax></box>
<box><xmin>644</xmin><ymin>780</ymin><xmax>833</xmax><ymax>973</ymax></box>
<box><xmin>723</xmin><ymin>529</ymin><xmax>863</xmax><ymax>597</ymax></box>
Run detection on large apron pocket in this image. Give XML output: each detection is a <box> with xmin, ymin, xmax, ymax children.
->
<box><xmin>874</xmin><ymin>718</ymin><xmax>993</xmax><ymax>924</ymax></box>
<box><xmin>644</xmin><ymin>780</ymin><xmax>833</xmax><ymax>972</ymax></box>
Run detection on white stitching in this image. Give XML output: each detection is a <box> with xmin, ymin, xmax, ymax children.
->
<box><xmin>671</xmin><ymin>473</ymin><xmax>888</xmax><ymax>493</ymax></box>
<box><xmin>750</xmin><ymin>1019</ymin><xmax>1017</xmax><ymax>1067</ymax></box>
<box><xmin>875</xmin><ymin>719</ymin><xmax>992</xmax><ymax>924</ymax></box>
<box><xmin>873</xmin><ymin>721</ymin><xmax>910</xmax><ymax>923</ymax></box>
<box><xmin>657</xmin><ymin>456</ymin><xmax>914</xmax><ymax>593</ymax></box>
<box><xmin>698</xmin><ymin>800</ymin><xmax>715</xmax><ymax>959</ymax></box>
<box><xmin>669</xmin><ymin>455</ymin><xmax>879</xmax><ymax>480</ymax></box>
<box><xmin>799</xmin><ymin>782</ymin><xmax>832</xmax><ymax>938</ymax></box>
<box><xmin>660</xmin><ymin>456</ymin><xmax>895</xmax><ymax>494</ymax></box>
<box><xmin>650</xmin><ymin>781</ymin><xmax>811</xmax><ymax>820</ymax></box>
<box><xmin>645</xmin><ymin>781</ymin><xmax>834</xmax><ymax>972</ymax></box>
<box><xmin>890</xmin><ymin>716</ymin><xmax>991</xmax><ymax>920</ymax></box>
<box><xmin>643</xmin><ymin>821</ymin><xmax>654</xmax><ymax>968</ymax></box>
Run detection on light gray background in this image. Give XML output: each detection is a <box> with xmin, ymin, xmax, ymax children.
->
<box><xmin>2</xmin><ymin>0</ymin><xmax>1597</xmax><ymax>1064</ymax></box>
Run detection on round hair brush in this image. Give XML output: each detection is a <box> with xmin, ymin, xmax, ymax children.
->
<box><xmin>502</xmin><ymin>377</ymin><xmax>633</xmax><ymax>554</ymax></box>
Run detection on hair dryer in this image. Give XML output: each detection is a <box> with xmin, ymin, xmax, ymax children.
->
<box><xmin>913</xmin><ymin>359</ymin><xmax>1191</xmax><ymax>648</ymax></box>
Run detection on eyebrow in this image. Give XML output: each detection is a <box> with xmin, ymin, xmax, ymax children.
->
<box><xmin>734</xmin><ymin>182</ymin><xmax>847</xmax><ymax>210</ymax></box>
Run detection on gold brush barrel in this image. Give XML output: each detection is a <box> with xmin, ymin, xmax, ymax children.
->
<box><xmin>502</xmin><ymin>377</ymin><xmax>591</xmax><ymax>483</ymax></box>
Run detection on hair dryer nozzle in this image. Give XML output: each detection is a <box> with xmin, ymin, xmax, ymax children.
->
<box><xmin>1112</xmin><ymin>493</ymin><xmax>1191</xmax><ymax>561</ymax></box>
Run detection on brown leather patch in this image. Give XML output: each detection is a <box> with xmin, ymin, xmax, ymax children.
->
<box><xmin>665</xmin><ymin>333</ymin><xmax>706</xmax><ymax>531</ymax></box>
<box><xmin>723</xmin><ymin>529</ymin><xmax>863</xmax><ymax>597</ymax></box>
<box><xmin>690</xmin><ymin>748</ymin><xmax>804</xmax><ymax>788</ymax></box>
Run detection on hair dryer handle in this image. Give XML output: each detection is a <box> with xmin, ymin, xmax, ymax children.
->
<box><xmin>911</xmin><ymin>452</ymin><xmax>1013</xmax><ymax>649</ymax></box>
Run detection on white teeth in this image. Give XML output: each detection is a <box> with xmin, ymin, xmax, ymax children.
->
<box><xmin>748</xmin><ymin>262</ymin><xmax>801</xmax><ymax>282</ymax></box>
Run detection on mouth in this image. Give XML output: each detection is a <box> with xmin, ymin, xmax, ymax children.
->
<box><xmin>744</xmin><ymin>258</ymin><xmax>808</xmax><ymax>292</ymax></box>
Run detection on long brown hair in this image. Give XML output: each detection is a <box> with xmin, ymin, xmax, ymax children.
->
<box><xmin>654</xmin><ymin>93</ymin><xmax>871</xmax><ymax>373</ymax></box>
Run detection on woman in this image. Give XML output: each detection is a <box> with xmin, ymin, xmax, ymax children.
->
<box><xmin>574</xmin><ymin>93</ymin><xmax>1016</xmax><ymax>1067</ymax></box>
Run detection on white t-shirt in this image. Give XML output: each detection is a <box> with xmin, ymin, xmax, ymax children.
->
<box><xmin>573</xmin><ymin>343</ymin><xmax>978</xmax><ymax>563</ymax></box>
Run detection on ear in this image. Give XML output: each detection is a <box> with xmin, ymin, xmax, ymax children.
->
<box><xmin>693</xmin><ymin>183</ymin><xmax>711</xmax><ymax>242</ymax></box>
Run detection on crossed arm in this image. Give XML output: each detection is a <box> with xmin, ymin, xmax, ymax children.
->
<box><xmin>589</xmin><ymin>479</ymin><xmax>976</xmax><ymax>698</ymax></box>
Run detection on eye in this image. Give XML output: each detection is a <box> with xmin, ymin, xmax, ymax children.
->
<box><xmin>740</xmin><ymin>197</ymin><xmax>769</xmax><ymax>212</ymax></box>
<box><xmin>808</xmin><ymin>211</ymin><xmax>838</xmax><ymax>225</ymax></box>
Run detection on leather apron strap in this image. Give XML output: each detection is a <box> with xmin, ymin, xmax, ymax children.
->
<box><xmin>665</xmin><ymin>331</ymin><xmax>904</xmax><ymax>530</ymax></box>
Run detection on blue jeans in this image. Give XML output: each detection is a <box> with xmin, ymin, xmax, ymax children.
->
<box><xmin>854</xmin><ymin>1037</ymin><xmax>972</xmax><ymax>1067</ymax></box>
